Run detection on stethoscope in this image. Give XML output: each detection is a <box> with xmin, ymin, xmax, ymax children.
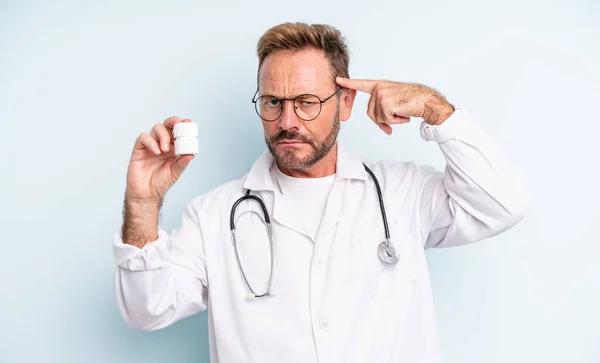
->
<box><xmin>230</xmin><ymin>163</ymin><xmax>398</xmax><ymax>300</ymax></box>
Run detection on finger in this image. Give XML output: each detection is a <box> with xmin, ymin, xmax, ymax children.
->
<box><xmin>370</xmin><ymin>92</ymin><xmax>387</xmax><ymax>125</ymax></box>
<box><xmin>366</xmin><ymin>95</ymin><xmax>391</xmax><ymax>135</ymax></box>
<box><xmin>377</xmin><ymin>100</ymin><xmax>390</xmax><ymax>125</ymax></box>
<box><xmin>375</xmin><ymin>103</ymin><xmax>393</xmax><ymax>136</ymax></box>
<box><xmin>378</xmin><ymin>123</ymin><xmax>392</xmax><ymax>135</ymax></box>
<box><xmin>136</xmin><ymin>132</ymin><xmax>161</xmax><ymax>155</ymax></box>
<box><xmin>366</xmin><ymin>94</ymin><xmax>377</xmax><ymax>124</ymax></box>
<box><xmin>336</xmin><ymin>77</ymin><xmax>376</xmax><ymax>94</ymax></box>
<box><xmin>388</xmin><ymin>102</ymin><xmax>415</xmax><ymax>124</ymax></box>
<box><xmin>150</xmin><ymin>123</ymin><xmax>172</xmax><ymax>152</ymax></box>
<box><xmin>379</xmin><ymin>103</ymin><xmax>407</xmax><ymax>125</ymax></box>
<box><xmin>171</xmin><ymin>154</ymin><xmax>195</xmax><ymax>180</ymax></box>
<box><xmin>392</xmin><ymin>115</ymin><xmax>411</xmax><ymax>124</ymax></box>
<box><xmin>163</xmin><ymin>116</ymin><xmax>182</xmax><ymax>132</ymax></box>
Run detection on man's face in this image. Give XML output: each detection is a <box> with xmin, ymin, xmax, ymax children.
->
<box><xmin>258</xmin><ymin>48</ymin><xmax>347</xmax><ymax>170</ymax></box>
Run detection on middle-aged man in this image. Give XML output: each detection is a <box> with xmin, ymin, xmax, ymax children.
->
<box><xmin>113</xmin><ymin>22</ymin><xmax>528</xmax><ymax>363</ymax></box>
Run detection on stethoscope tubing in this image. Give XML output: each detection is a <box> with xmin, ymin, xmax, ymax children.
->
<box><xmin>229</xmin><ymin>163</ymin><xmax>394</xmax><ymax>300</ymax></box>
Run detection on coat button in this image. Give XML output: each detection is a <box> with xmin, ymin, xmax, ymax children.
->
<box><xmin>319</xmin><ymin>319</ymin><xmax>329</xmax><ymax>330</ymax></box>
<box><xmin>314</xmin><ymin>258</ymin><xmax>323</xmax><ymax>268</ymax></box>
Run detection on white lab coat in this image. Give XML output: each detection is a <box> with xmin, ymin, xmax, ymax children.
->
<box><xmin>113</xmin><ymin>108</ymin><xmax>527</xmax><ymax>363</ymax></box>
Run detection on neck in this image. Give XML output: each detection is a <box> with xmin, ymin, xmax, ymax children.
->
<box><xmin>277</xmin><ymin>143</ymin><xmax>338</xmax><ymax>178</ymax></box>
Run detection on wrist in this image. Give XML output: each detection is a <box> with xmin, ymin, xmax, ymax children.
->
<box><xmin>122</xmin><ymin>197</ymin><xmax>161</xmax><ymax>248</ymax></box>
<box><xmin>125</xmin><ymin>196</ymin><xmax>162</xmax><ymax>210</ymax></box>
<box><xmin>423</xmin><ymin>95</ymin><xmax>454</xmax><ymax>125</ymax></box>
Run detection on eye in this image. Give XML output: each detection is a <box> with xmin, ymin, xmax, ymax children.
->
<box><xmin>260</xmin><ymin>97</ymin><xmax>280</xmax><ymax>108</ymax></box>
<box><xmin>297</xmin><ymin>95</ymin><xmax>320</xmax><ymax>107</ymax></box>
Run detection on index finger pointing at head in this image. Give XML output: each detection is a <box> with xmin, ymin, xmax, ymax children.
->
<box><xmin>336</xmin><ymin>77</ymin><xmax>376</xmax><ymax>94</ymax></box>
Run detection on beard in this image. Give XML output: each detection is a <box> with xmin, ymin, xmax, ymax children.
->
<box><xmin>265</xmin><ymin>107</ymin><xmax>340</xmax><ymax>170</ymax></box>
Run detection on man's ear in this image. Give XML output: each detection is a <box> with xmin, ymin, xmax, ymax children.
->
<box><xmin>339</xmin><ymin>88</ymin><xmax>357</xmax><ymax>122</ymax></box>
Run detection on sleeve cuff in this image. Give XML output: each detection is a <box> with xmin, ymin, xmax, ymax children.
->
<box><xmin>112</xmin><ymin>227</ymin><xmax>172</xmax><ymax>271</ymax></box>
<box><xmin>419</xmin><ymin>108</ymin><xmax>471</xmax><ymax>143</ymax></box>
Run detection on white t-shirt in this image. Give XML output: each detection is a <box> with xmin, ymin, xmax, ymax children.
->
<box><xmin>270</xmin><ymin>164</ymin><xmax>335</xmax><ymax>241</ymax></box>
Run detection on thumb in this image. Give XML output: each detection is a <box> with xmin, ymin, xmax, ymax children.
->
<box><xmin>171</xmin><ymin>154</ymin><xmax>195</xmax><ymax>179</ymax></box>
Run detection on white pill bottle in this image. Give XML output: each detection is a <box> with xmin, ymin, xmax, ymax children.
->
<box><xmin>173</xmin><ymin>122</ymin><xmax>199</xmax><ymax>155</ymax></box>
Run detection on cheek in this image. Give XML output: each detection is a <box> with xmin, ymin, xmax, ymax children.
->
<box><xmin>263</xmin><ymin>121</ymin><xmax>278</xmax><ymax>137</ymax></box>
<box><xmin>310</xmin><ymin>110</ymin><xmax>336</xmax><ymax>136</ymax></box>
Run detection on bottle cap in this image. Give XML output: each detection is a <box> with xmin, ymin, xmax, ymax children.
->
<box><xmin>173</xmin><ymin>122</ymin><xmax>198</xmax><ymax>138</ymax></box>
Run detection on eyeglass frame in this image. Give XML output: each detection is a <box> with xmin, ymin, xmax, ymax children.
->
<box><xmin>251</xmin><ymin>87</ymin><xmax>344</xmax><ymax>122</ymax></box>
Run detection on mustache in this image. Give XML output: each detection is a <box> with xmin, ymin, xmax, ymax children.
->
<box><xmin>269</xmin><ymin>130</ymin><xmax>313</xmax><ymax>144</ymax></box>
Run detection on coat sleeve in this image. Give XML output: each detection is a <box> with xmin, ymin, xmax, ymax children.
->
<box><xmin>415</xmin><ymin>108</ymin><xmax>528</xmax><ymax>249</ymax></box>
<box><xmin>112</xmin><ymin>200</ymin><xmax>208</xmax><ymax>330</ymax></box>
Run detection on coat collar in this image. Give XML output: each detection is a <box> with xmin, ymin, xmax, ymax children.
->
<box><xmin>242</xmin><ymin>142</ymin><xmax>368</xmax><ymax>192</ymax></box>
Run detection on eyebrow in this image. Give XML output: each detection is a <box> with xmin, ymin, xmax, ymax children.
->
<box><xmin>258</xmin><ymin>89</ymin><xmax>335</xmax><ymax>99</ymax></box>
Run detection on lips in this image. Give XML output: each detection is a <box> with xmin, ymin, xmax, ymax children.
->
<box><xmin>278</xmin><ymin>140</ymin><xmax>306</xmax><ymax>145</ymax></box>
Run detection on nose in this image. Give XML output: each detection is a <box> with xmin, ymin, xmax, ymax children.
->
<box><xmin>278</xmin><ymin>100</ymin><xmax>301</xmax><ymax>131</ymax></box>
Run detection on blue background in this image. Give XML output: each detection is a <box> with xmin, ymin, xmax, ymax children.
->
<box><xmin>1</xmin><ymin>0</ymin><xmax>599</xmax><ymax>362</ymax></box>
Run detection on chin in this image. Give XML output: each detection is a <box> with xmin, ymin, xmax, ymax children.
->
<box><xmin>278</xmin><ymin>148</ymin><xmax>305</xmax><ymax>161</ymax></box>
<box><xmin>276</xmin><ymin>150</ymin><xmax>314</xmax><ymax>169</ymax></box>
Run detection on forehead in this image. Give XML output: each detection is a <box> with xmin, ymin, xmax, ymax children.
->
<box><xmin>258</xmin><ymin>48</ymin><xmax>333</xmax><ymax>96</ymax></box>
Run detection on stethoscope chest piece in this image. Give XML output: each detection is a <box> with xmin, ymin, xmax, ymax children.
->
<box><xmin>378</xmin><ymin>240</ymin><xmax>399</xmax><ymax>265</ymax></box>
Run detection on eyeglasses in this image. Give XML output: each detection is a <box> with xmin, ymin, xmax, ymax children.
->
<box><xmin>252</xmin><ymin>88</ymin><xmax>343</xmax><ymax>122</ymax></box>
